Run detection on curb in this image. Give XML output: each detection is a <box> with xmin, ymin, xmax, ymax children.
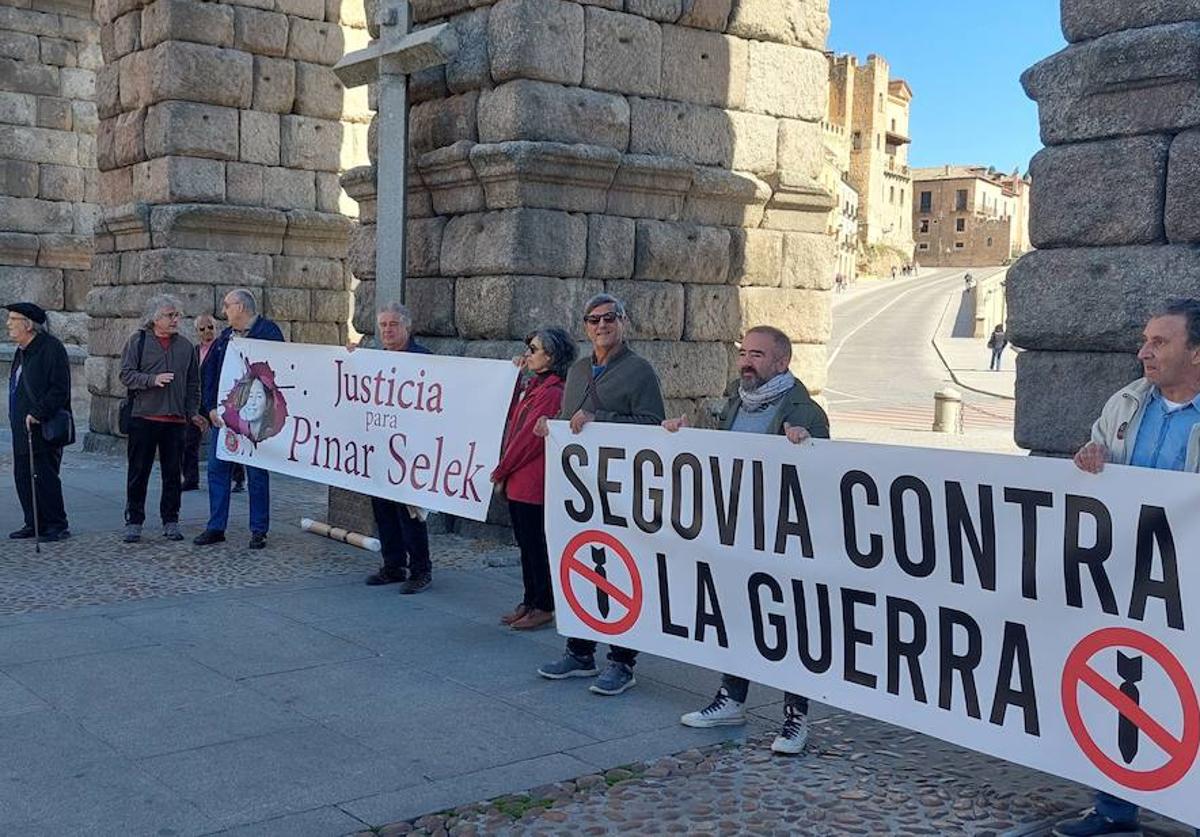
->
<box><xmin>930</xmin><ymin>293</ymin><xmax>1015</xmax><ymax>402</ymax></box>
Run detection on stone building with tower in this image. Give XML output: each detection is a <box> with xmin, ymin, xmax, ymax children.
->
<box><xmin>823</xmin><ymin>51</ymin><xmax>913</xmax><ymax>276</ymax></box>
<box><xmin>911</xmin><ymin>164</ymin><xmax>1032</xmax><ymax>267</ymax></box>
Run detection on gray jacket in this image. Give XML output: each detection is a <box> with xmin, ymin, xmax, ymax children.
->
<box><xmin>1090</xmin><ymin>377</ymin><xmax>1200</xmax><ymax>472</ymax></box>
<box><xmin>558</xmin><ymin>343</ymin><xmax>665</xmax><ymax>426</ymax></box>
<box><xmin>119</xmin><ymin>328</ymin><xmax>201</xmax><ymax>419</ymax></box>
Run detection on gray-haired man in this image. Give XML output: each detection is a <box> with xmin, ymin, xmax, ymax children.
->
<box><xmin>119</xmin><ymin>294</ymin><xmax>202</xmax><ymax>543</ymax></box>
<box><xmin>534</xmin><ymin>293</ymin><xmax>666</xmax><ymax>696</ymax></box>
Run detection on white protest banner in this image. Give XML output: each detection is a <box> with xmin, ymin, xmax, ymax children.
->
<box><xmin>546</xmin><ymin>423</ymin><xmax>1200</xmax><ymax>827</ymax></box>
<box><xmin>215</xmin><ymin>338</ymin><xmax>518</xmax><ymax>520</ymax></box>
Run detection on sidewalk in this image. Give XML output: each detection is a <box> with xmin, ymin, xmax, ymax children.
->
<box><xmin>1</xmin><ymin>442</ymin><xmax>1191</xmax><ymax>836</ymax></box>
<box><xmin>931</xmin><ymin>272</ymin><xmax>1015</xmax><ymax>401</ymax></box>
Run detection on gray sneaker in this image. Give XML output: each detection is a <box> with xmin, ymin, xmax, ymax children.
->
<box><xmin>590</xmin><ymin>662</ymin><xmax>636</xmax><ymax>696</ymax></box>
<box><xmin>537</xmin><ymin>653</ymin><xmax>598</xmax><ymax>680</ymax></box>
<box><xmin>122</xmin><ymin>523</ymin><xmax>141</xmax><ymax>543</ymax></box>
<box><xmin>163</xmin><ymin>522</ymin><xmax>183</xmax><ymax>541</ymax></box>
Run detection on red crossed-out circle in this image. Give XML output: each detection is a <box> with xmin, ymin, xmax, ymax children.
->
<box><xmin>559</xmin><ymin>530</ymin><xmax>643</xmax><ymax>636</ymax></box>
<box><xmin>1061</xmin><ymin>626</ymin><xmax>1200</xmax><ymax>791</ymax></box>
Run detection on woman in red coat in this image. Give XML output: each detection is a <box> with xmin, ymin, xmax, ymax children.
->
<box><xmin>492</xmin><ymin>327</ymin><xmax>577</xmax><ymax>630</ymax></box>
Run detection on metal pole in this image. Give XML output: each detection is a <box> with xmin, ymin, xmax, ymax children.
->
<box><xmin>27</xmin><ymin>425</ymin><xmax>40</xmax><ymax>554</ymax></box>
<box><xmin>375</xmin><ymin>0</ymin><xmax>410</xmax><ymax>310</ymax></box>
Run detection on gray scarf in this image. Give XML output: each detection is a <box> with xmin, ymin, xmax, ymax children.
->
<box><xmin>739</xmin><ymin>371</ymin><xmax>796</xmax><ymax>412</ymax></box>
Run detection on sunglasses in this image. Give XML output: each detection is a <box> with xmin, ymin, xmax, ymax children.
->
<box><xmin>583</xmin><ymin>312</ymin><xmax>620</xmax><ymax>326</ymax></box>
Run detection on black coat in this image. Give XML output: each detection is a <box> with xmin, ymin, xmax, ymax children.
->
<box><xmin>9</xmin><ymin>331</ymin><xmax>71</xmax><ymax>431</ymax></box>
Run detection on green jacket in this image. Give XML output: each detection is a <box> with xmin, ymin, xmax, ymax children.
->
<box><xmin>716</xmin><ymin>379</ymin><xmax>830</xmax><ymax>438</ymax></box>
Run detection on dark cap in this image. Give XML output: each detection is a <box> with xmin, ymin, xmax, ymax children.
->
<box><xmin>4</xmin><ymin>302</ymin><xmax>47</xmax><ymax>324</ymax></box>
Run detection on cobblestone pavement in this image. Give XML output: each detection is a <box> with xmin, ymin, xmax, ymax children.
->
<box><xmin>363</xmin><ymin>714</ymin><xmax>1192</xmax><ymax>836</ymax></box>
<box><xmin>0</xmin><ymin>442</ymin><xmax>518</xmax><ymax>616</ymax></box>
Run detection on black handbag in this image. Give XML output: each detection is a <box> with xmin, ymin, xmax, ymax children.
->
<box><xmin>19</xmin><ymin>373</ymin><xmax>75</xmax><ymax>447</ymax></box>
<box><xmin>118</xmin><ymin>330</ymin><xmax>147</xmax><ymax>435</ymax></box>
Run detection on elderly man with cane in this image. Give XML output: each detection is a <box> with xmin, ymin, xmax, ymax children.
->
<box><xmin>6</xmin><ymin>302</ymin><xmax>72</xmax><ymax>544</ymax></box>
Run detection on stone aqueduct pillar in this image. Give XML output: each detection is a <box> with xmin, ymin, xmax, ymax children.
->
<box><xmin>81</xmin><ymin>0</ymin><xmax>370</xmax><ymax>443</ymax></box>
<box><xmin>344</xmin><ymin>0</ymin><xmax>836</xmax><ymax>424</ymax></box>
<box><xmin>1013</xmin><ymin>3</ymin><xmax>1200</xmax><ymax>455</ymax></box>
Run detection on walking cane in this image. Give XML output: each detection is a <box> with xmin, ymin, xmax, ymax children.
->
<box><xmin>26</xmin><ymin>421</ymin><xmax>40</xmax><ymax>555</ymax></box>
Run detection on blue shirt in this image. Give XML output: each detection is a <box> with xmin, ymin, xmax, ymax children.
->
<box><xmin>1129</xmin><ymin>388</ymin><xmax>1200</xmax><ymax>471</ymax></box>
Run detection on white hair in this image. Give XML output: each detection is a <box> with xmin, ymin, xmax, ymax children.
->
<box><xmin>143</xmin><ymin>293</ymin><xmax>184</xmax><ymax>328</ymax></box>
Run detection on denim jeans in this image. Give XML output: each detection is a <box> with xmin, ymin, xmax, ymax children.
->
<box><xmin>721</xmin><ymin>674</ymin><xmax>809</xmax><ymax>713</ymax></box>
<box><xmin>206</xmin><ymin>432</ymin><xmax>270</xmax><ymax>534</ymax></box>
<box><xmin>1094</xmin><ymin>791</ymin><xmax>1137</xmax><ymax>824</ymax></box>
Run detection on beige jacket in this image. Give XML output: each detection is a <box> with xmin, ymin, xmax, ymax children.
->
<box><xmin>1090</xmin><ymin>377</ymin><xmax>1200</xmax><ymax>472</ymax></box>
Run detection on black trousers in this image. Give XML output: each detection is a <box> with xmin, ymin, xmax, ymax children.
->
<box><xmin>125</xmin><ymin>418</ymin><xmax>185</xmax><ymax>526</ymax></box>
<box><xmin>567</xmin><ymin>638</ymin><xmax>637</xmax><ymax>666</ymax></box>
<box><xmin>509</xmin><ymin>500</ymin><xmax>554</xmax><ymax>612</ymax></box>
<box><xmin>182</xmin><ymin>423</ymin><xmax>203</xmax><ymax>487</ymax></box>
<box><xmin>722</xmin><ymin>675</ymin><xmax>809</xmax><ymax>714</ymax></box>
<box><xmin>11</xmin><ymin>425</ymin><xmax>68</xmax><ymax>533</ymax></box>
<box><xmin>370</xmin><ymin>496</ymin><xmax>431</xmax><ymax>577</ymax></box>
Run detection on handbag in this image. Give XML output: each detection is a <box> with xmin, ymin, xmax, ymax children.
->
<box><xmin>18</xmin><ymin>372</ymin><xmax>75</xmax><ymax>447</ymax></box>
<box><xmin>118</xmin><ymin>330</ymin><xmax>148</xmax><ymax>435</ymax></box>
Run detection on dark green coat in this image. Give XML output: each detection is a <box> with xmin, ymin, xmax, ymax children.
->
<box><xmin>716</xmin><ymin>379</ymin><xmax>830</xmax><ymax>438</ymax></box>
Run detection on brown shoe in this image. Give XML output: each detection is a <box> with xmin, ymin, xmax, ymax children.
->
<box><xmin>511</xmin><ymin>609</ymin><xmax>554</xmax><ymax>631</ymax></box>
<box><xmin>499</xmin><ymin>603</ymin><xmax>530</xmax><ymax>625</ymax></box>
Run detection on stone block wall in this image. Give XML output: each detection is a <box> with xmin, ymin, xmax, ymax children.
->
<box><xmin>0</xmin><ymin>0</ymin><xmax>99</xmax><ymax>347</ymax></box>
<box><xmin>1012</xmin><ymin>4</ymin><xmax>1200</xmax><ymax>455</ymax></box>
<box><xmin>84</xmin><ymin>0</ymin><xmax>361</xmax><ymax>441</ymax></box>
<box><xmin>344</xmin><ymin>0</ymin><xmax>836</xmax><ymax>424</ymax></box>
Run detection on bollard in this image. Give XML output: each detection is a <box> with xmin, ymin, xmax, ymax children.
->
<box><xmin>933</xmin><ymin>386</ymin><xmax>963</xmax><ymax>434</ymax></box>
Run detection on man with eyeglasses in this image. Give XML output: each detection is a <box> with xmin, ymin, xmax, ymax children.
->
<box><xmin>195</xmin><ymin>287</ymin><xmax>284</xmax><ymax>550</ymax></box>
<box><xmin>181</xmin><ymin>314</ymin><xmax>217</xmax><ymax>491</ymax></box>
<box><xmin>534</xmin><ymin>293</ymin><xmax>666</xmax><ymax>696</ymax></box>
<box><xmin>119</xmin><ymin>294</ymin><xmax>202</xmax><ymax>543</ymax></box>
<box><xmin>6</xmin><ymin>302</ymin><xmax>72</xmax><ymax>542</ymax></box>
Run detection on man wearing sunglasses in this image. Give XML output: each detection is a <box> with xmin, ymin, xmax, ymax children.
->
<box><xmin>535</xmin><ymin>293</ymin><xmax>666</xmax><ymax>696</ymax></box>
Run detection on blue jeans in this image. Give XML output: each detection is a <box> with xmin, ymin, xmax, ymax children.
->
<box><xmin>206</xmin><ymin>432</ymin><xmax>270</xmax><ymax>534</ymax></box>
<box><xmin>1094</xmin><ymin>792</ymin><xmax>1137</xmax><ymax>824</ymax></box>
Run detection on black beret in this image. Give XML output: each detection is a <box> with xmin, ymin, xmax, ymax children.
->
<box><xmin>4</xmin><ymin>302</ymin><xmax>47</xmax><ymax>324</ymax></box>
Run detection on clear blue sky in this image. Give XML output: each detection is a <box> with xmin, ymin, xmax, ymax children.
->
<box><xmin>828</xmin><ymin>1</ymin><xmax>1067</xmax><ymax>173</ymax></box>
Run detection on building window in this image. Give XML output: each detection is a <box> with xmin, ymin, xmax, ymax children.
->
<box><xmin>919</xmin><ymin>191</ymin><xmax>932</xmax><ymax>213</ymax></box>
<box><xmin>956</xmin><ymin>218</ymin><xmax>966</xmax><ymax>233</ymax></box>
<box><xmin>889</xmin><ymin>186</ymin><xmax>895</xmax><ymax>203</ymax></box>
<box><xmin>879</xmin><ymin>93</ymin><xmax>884</xmax><ymax>112</ymax></box>
<box><xmin>987</xmin><ymin>236</ymin><xmax>994</xmax><ymax>247</ymax></box>
<box><xmin>876</xmin><ymin>134</ymin><xmax>881</xmax><ymax>150</ymax></box>
<box><xmin>890</xmin><ymin>118</ymin><xmax>896</xmax><ymax>131</ymax></box>
<box><xmin>900</xmin><ymin>189</ymin><xmax>905</xmax><ymax>205</ymax></box>
<box><xmin>956</xmin><ymin>189</ymin><xmax>968</xmax><ymax>212</ymax></box>
<box><xmin>954</xmin><ymin>242</ymin><xmax>965</xmax><ymax>250</ymax></box>
<box><xmin>919</xmin><ymin>219</ymin><xmax>930</xmax><ymax>234</ymax></box>
<box><xmin>918</xmin><ymin>242</ymin><xmax>929</xmax><ymax>251</ymax></box>
<box><xmin>852</xmin><ymin>131</ymin><xmax>862</xmax><ymax>151</ymax></box>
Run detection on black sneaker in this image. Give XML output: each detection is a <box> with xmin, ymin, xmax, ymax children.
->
<box><xmin>248</xmin><ymin>532</ymin><xmax>267</xmax><ymax>550</ymax></box>
<box><xmin>366</xmin><ymin>567</ymin><xmax>407</xmax><ymax>586</ymax></box>
<box><xmin>38</xmin><ymin>529</ymin><xmax>70</xmax><ymax>543</ymax></box>
<box><xmin>232</xmin><ymin>482</ymin><xmax>245</xmax><ymax>494</ymax></box>
<box><xmin>8</xmin><ymin>526</ymin><xmax>35</xmax><ymax>539</ymax></box>
<box><xmin>399</xmin><ymin>573</ymin><xmax>431</xmax><ymax>595</ymax></box>
<box><xmin>193</xmin><ymin>529</ymin><xmax>225</xmax><ymax>546</ymax></box>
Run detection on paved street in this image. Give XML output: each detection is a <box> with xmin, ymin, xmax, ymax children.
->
<box><xmin>827</xmin><ymin>268</ymin><xmax>1018</xmax><ymax>454</ymax></box>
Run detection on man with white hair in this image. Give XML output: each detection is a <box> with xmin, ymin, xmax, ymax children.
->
<box><xmin>194</xmin><ymin>288</ymin><xmax>284</xmax><ymax>550</ymax></box>
<box><xmin>118</xmin><ymin>294</ymin><xmax>202</xmax><ymax>543</ymax></box>
<box><xmin>6</xmin><ymin>302</ymin><xmax>72</xmax><ymax>542</ymax></box>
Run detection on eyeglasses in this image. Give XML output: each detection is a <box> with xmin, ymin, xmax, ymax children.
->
<box><xmin>524</xmin><ymin>342</ymin><xmax>545</xmax><ymax>355</ymax></box>
<box><xmin>160</xmin><ymin>312</ymin><xmax>182</xmax><ymax>319</ymax></box>
<box><xmin>198</xmin><ymin>325</ymin><xmax>215</xmax><ymax>331</ymax></box>
<box><xmin>583</xmin><ymin>312</ymin><xmax>620</xmax><ymax>326</ymax></box>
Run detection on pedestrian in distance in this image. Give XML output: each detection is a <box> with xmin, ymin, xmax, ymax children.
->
<box><xmin>987</xmin><ymin>323</ymin><xmax>1008</xmax><ymax>371</ymax></box>
<box><xmin>664</xmin><ymin>325</ymin><xmax>830</xmax><ymax>755</ymax></box>
<box><xmin>1053</xmin><ymin>298</ymin><xmax>1200</xmax><ymax>837</ymax></box>
<box><xmin>351</xmin><ymin>302</ymin><xmax>435</xmax><ymax>594</ymax></box>
<box><xmin>534</xmin><ymin>293</ymin><xmax>666</xmax><ymax>696</ymax></box>
<box><xmin>119</xmin><ymin>294</ymin><xmax>202</xmax><ymax>543</ymax></box>
<box><xmin>492</xmin><ymin>327</ymin><xmax>576</xmax><ymax>631</ymax></box>
<box><xmin>6</xmin><ymin>302</ymin><xmax>71</xmax><ymax>543</ymax></box>
<box><xmin>181</xmin><ymin>314</ymin><xmax>217</xmax><ymax>492</ymax></box>
<box><xmin>194</xmin><ymin>288</ymin><xmax>284</xmax><ymax>550</ymax></box>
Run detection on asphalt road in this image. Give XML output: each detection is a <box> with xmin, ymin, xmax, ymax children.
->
<box><xmin>825</xmin><ymin>267</ymin><xmax>1012</xmax><ymax>434</ymax></box>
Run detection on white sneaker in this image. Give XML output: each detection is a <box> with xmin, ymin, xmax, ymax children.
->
<box><xmin>771</xmin><ymin>705</ymin><xmax>809</xmax><ymax>755</ymax></box>
<box><xmin>680</xmin><ymin>687</ymin><xmax>746</xmax><ymax>728</ymax></box>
